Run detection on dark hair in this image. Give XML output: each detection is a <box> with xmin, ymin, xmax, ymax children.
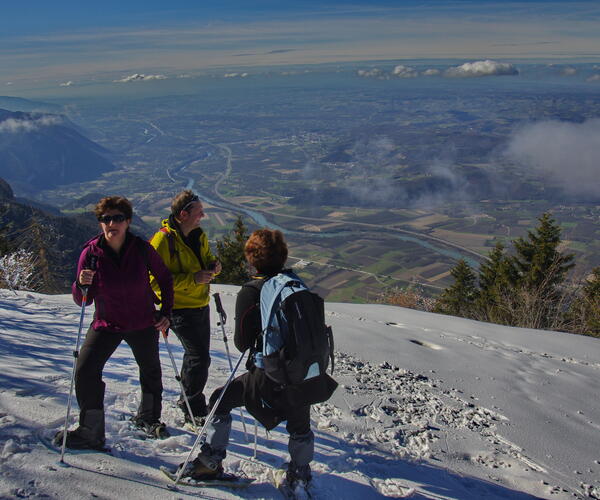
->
<box><xmin>171</xmin><ymin>190</ymin><xmax>200</xmax><ymax>216</ymax></box>
<box><xmin>94</xmin><ymin>196</ymin><xmax>133</xmax><ymax>220</ymax></box>
<box><xmin>244</xmin><ymin>229</ymin><xmax>288</xmax><ymax>275</ymax></box>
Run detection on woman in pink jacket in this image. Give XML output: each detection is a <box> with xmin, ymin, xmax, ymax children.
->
<box><xmin>55</xmin><ymin>196</ymin><xmax>174</xmax><ymax>449</ymax></box>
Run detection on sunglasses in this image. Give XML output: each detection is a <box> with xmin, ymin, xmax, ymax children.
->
<box><xmin>181</xmin><ymin>195</ymin><xmax>200</xmax><ymax>213</ymax></box>
<box><xmin>98</xmin><ymin>214</ymin><xmax>127</xmax><ymax>224</ymax></box>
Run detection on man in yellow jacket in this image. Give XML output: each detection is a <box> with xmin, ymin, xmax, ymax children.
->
<box><xmin>150</xmin><ymin>190</ymin><xmax>221</xmax><ymax>426</ymax></box>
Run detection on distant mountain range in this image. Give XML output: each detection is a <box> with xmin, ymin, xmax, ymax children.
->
<box><xmin>0</xmin><ymin>179</ymin><xmax>154</xmax><ymax>292</ymax></box>
<box><xmin>0</xmin><ymin>108</ymin><xmax>116</xmax><ymax>193</ymax></box>
<box><xmin>0</xmin><ymin>96</ymin><xmax>62</xmax><ymax>113</ymax></box>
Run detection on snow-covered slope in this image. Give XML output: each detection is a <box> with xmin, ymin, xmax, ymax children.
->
<box><xmin>1</xmin><ymin>287</ymin><xmax>599</xmax><ymax>499</ymax></box>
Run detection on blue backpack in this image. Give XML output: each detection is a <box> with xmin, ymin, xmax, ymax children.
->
<box><xmin>254</xmin><ymin>271</ymin><xmax>335</xmax><ymax>393</ymax></box>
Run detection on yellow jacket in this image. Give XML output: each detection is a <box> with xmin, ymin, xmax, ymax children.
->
<box><xmin>150</xmin><ymin>218</ymin><xmax>218</xmax><ymax>309</ymax></box>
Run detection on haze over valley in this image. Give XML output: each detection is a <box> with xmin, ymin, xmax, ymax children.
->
<box><xmin>3</xmin><ymin>63</ymin><xmax>600</xmax><ymax>300</ymax></box>
<box><xmin>1</xmin><ymin>1</ymin><xmax>599</xmax><ymax>302</ymax></box>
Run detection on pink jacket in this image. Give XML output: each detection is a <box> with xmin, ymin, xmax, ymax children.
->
<box><xmin>72</xmin><ymin>233</ymin><xmax>173</xmax><ymax>332</ymax></box>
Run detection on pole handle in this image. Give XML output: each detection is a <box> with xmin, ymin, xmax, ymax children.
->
<box><xmin>213</xmin><ymin>293</ymin><xmax>227</xmax><ymax>324</ymax></box>
<box><xmin>80</xmin><ymin>256</ymin><xmax>98</xmax><ymax>294</ymax></box>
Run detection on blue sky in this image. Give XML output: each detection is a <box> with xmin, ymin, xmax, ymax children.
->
<box><xmin>2</xmin><ymin>1</ymin><xmax>600</xmax><ymax>91</ymax></box>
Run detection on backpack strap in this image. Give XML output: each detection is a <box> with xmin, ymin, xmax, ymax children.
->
<box><xmin>326</xmin><ymin>325</ymin><xmax>335</xmax><ymax>374</ymax></box>
<box><xmin>241</xmin><ymin>278</ymin><xmax>267</xmax><ymax>356</ymax></box>
<box><xmin>259</xmin><ymin>271</ymin><xmax>306</xmax><ymax>332</ymax></box>
<box><xmin>159</xmin><ymin>227</ymin><xmax>183</xmax><ymax>272</ymax></box>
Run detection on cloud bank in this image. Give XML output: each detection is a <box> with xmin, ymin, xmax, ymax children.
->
<box><xmin>0</xmin><ymin>115</ymin><xmax>63</xmax><ymax>133</ymax></box>
<box><xmin>506</xmin><ymin>119</ymin><xmax>600</xmax><ymax>199</ymax></box>
<box><xmin>445</xmin><ymin>60</ymin><xmax>518</xmax><ymax>78</ymax></box>
<box><xmin>114</xmin><ymin>73</ymin><xmax>167</xmax><ymax>83</ymax></box>
<box><xmin>357</xmin><ymin>61</ymin><xmax>517</xmax><ymax>80</ymax></box>
<box><xmin>356</xmin><ymin>65</ymin><xmax>432</xmax><ymax>79</ymax></box>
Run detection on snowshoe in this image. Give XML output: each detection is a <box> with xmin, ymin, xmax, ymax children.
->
<box><xmin>178</xmin><ymin>450</ymin><xmax>223</xmax><ymax>479</ymax></box>
<box><xmin>130</xmin><ymin>416</ymin><xmax>170</xmax><ymax>439</ymax></box>
<box><xmin>159</xmin><ymin>465</ymin><xmax>254</xmax><ymax>488</ymax></box>
<box><xmin>178</xmin><ymin>401</ymin><xmax>207</xmax><ymax>429</ymax></box>
<box><xmin>52</xmin><ymin>410</ymin><xmax>107</xmax><ymax>450</ymax></box>
<box><xmin>183</xmin><ymin>413</ymin><xmax>206</xmax><ymax>430</ymax></box>
<box><xmin>271</xmin><ymin>463</ymin><xmax>313</xmax><ymax>500</ymax></box>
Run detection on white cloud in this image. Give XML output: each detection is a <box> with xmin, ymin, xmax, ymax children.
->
<box><xmin>280</xmin><ymin>70</ymin><xmax>312</xmax><ymax>76</ymax></box>
<box><xmin>506</xmin><ymin>119</ymin><xmax>600</xmax><ymax>199</ymax></box>
<box><xmin>0</xmin><ymin>115</ymin><xmax>63</xmax><ymax>133</ymax></box>
<box><xmin>422</xmin><ymin>68</ymin><xmax>441</xmax><ymax>76</ymax></box>
<box><xmin>391</xmin><ymin>65</ymin><xmax>418</xmax><ymax>78</ymax></box>
<box><xmin>561</xmin><ymin>67</ymin><xmax>577</xmax><ymax>76</ymax></box>
<box><xmin>223</xmin><ymin>72</ymin><xmax>248</xmax><ymax>78</ymax></box>
<box><xmin>114</xmin><ymin>73</ymin><xmax>167</xmax><ymax>83</ymax></box>
<box><xmin>59</xmin><ymin>81</ymin><xmax>74</xmax><ymax>87</ymax></box>
<box><xmin>357</xmin><ymin>68</ymin><xmax>387</xmax><ymax>79</ymax></box>
<box><xmin>586</xmin><ymin>74</ymin><xmax>600</xmax><ymax>82</ymax></box>
<box><xmin>357</xmin><ymin>66</ymin><xmax>418</xmax><ymax>79</ymax></box>
<box><xmin>445</xmin><ymin>60</ymin><xmax>518</xmax><ymax>78</ymax></box>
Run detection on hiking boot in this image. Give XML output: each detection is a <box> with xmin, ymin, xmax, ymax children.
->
<box><xmin>53</xmin><ymin>427</ymin><xmax>106</xmax><ymax>450</ymax></box>
<box><xmin>177</xmin><ymin>401</ymin><xmax>208</xmax><ymax>426</ymax></box>
<box><xmin>285</xmin><ymin>462</ymin><xmax>312</xmax><ymax>489</ymax></box>
<box><xmin>53</xmin><ymin>409</ymin><xmax>106</xmax><ymax>450</ymax></box>
<box><xmin>183</xmin><ymin>412</ymin><xmax>206</xmax><ymax>428</ymax></box>
<box><xmin>177</xmin><ymin>452</ymin><xmax>223</xmax><ymax>480</ymax></box>
<box><xmin>131</xmin><ymin>416</ymin><xmax>171</xmax><ymax>439</ymax></box>
<box><xmin>146</xmin><ymin>422</ymin><xmax>170</xmax><ymax>439</ymax></box>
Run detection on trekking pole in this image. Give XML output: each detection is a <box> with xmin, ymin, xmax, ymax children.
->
<box><xmin>213</xmin><ymin>293</ymin><xmax>249</xmax><ymax>442</ymax></box>
<box><xmin>59</xmin><ymin>256</ymin><xmax>97</xmax><ymax>465</ymax></box>
<box><xmin>162</xmin><ymin>330</ymin><xmax>197</xmax><ymax>431</ymax></box>
<box><xmin>175</xmin><ymin>349</ymin><xmax>247</xmax><ymax>485</ymax></box>
<box><xmin>253</xmin><ymin>422</ymin><xmax>258</xmax><ymax>459</ymax></box>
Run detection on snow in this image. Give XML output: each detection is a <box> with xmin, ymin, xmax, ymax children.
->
<box><xmin>1</xmin><ymin>287</ymin><xmax>599</xmax><ymax>499</ymax></box>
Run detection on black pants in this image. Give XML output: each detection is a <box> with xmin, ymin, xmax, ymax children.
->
<box><xmin>209</xmin><ymin>372</ymin><xmax>311</xmax><ymax>437</ymax></box>
<box><xmin>75</xmin><ymin>326</ymin><xmax>162</xmax><ymax>422</ymax></box>
<box><xmin>170</xmin><ymin>307</ymin><xmax>211</xmax><ymax>415</ymax></box>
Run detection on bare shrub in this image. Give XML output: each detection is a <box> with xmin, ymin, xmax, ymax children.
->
<box><xmin>0</xmin><ymin>248</ymin><xmax>38</xmax><ymax>291</ymax></box>
<box><xmin>378</xmin><ymin>285</ymin><xmax>436</xmax><ymax>312</ymax></box>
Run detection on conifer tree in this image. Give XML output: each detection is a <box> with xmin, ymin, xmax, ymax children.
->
<box><xmin>475</xmin><ymin>242</ymin><xmax>516</xmax><ymax>324</ymax></box>
<box><xmin>214</xmin><ymin>216</ymin><xmax>250</xmax><ymax>285</ymax></box>
<box><xmin>434</xmin><ymin>259</ymin><xmax>478</xmax><ymax>318</ymax></box>
<box><xmin>512</xmin><ymin>213</ymin><xmax>574</xmax><ymax>290</ymax></box>
<box><xmin>510</xmin><ymin>213</ymin><xmax>574</xmax><ymax>329</ymax></box>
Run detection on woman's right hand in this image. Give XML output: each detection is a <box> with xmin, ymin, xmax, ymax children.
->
<box><xmin>79</xmin><ymin>269</ymin><xmax>96</xmax><ymax>286</ymax></box>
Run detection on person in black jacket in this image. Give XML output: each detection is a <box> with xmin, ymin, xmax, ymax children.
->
<box><xmin>178</xmin><ymin>229</ymin><xmax>313</xmax><ymax>488</ymax></box>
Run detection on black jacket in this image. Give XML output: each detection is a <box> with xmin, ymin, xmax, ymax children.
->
<box><xmin>233</xmin><ymin>272</ymin><xmax>337</xmax><ymax>429</ymax></box>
